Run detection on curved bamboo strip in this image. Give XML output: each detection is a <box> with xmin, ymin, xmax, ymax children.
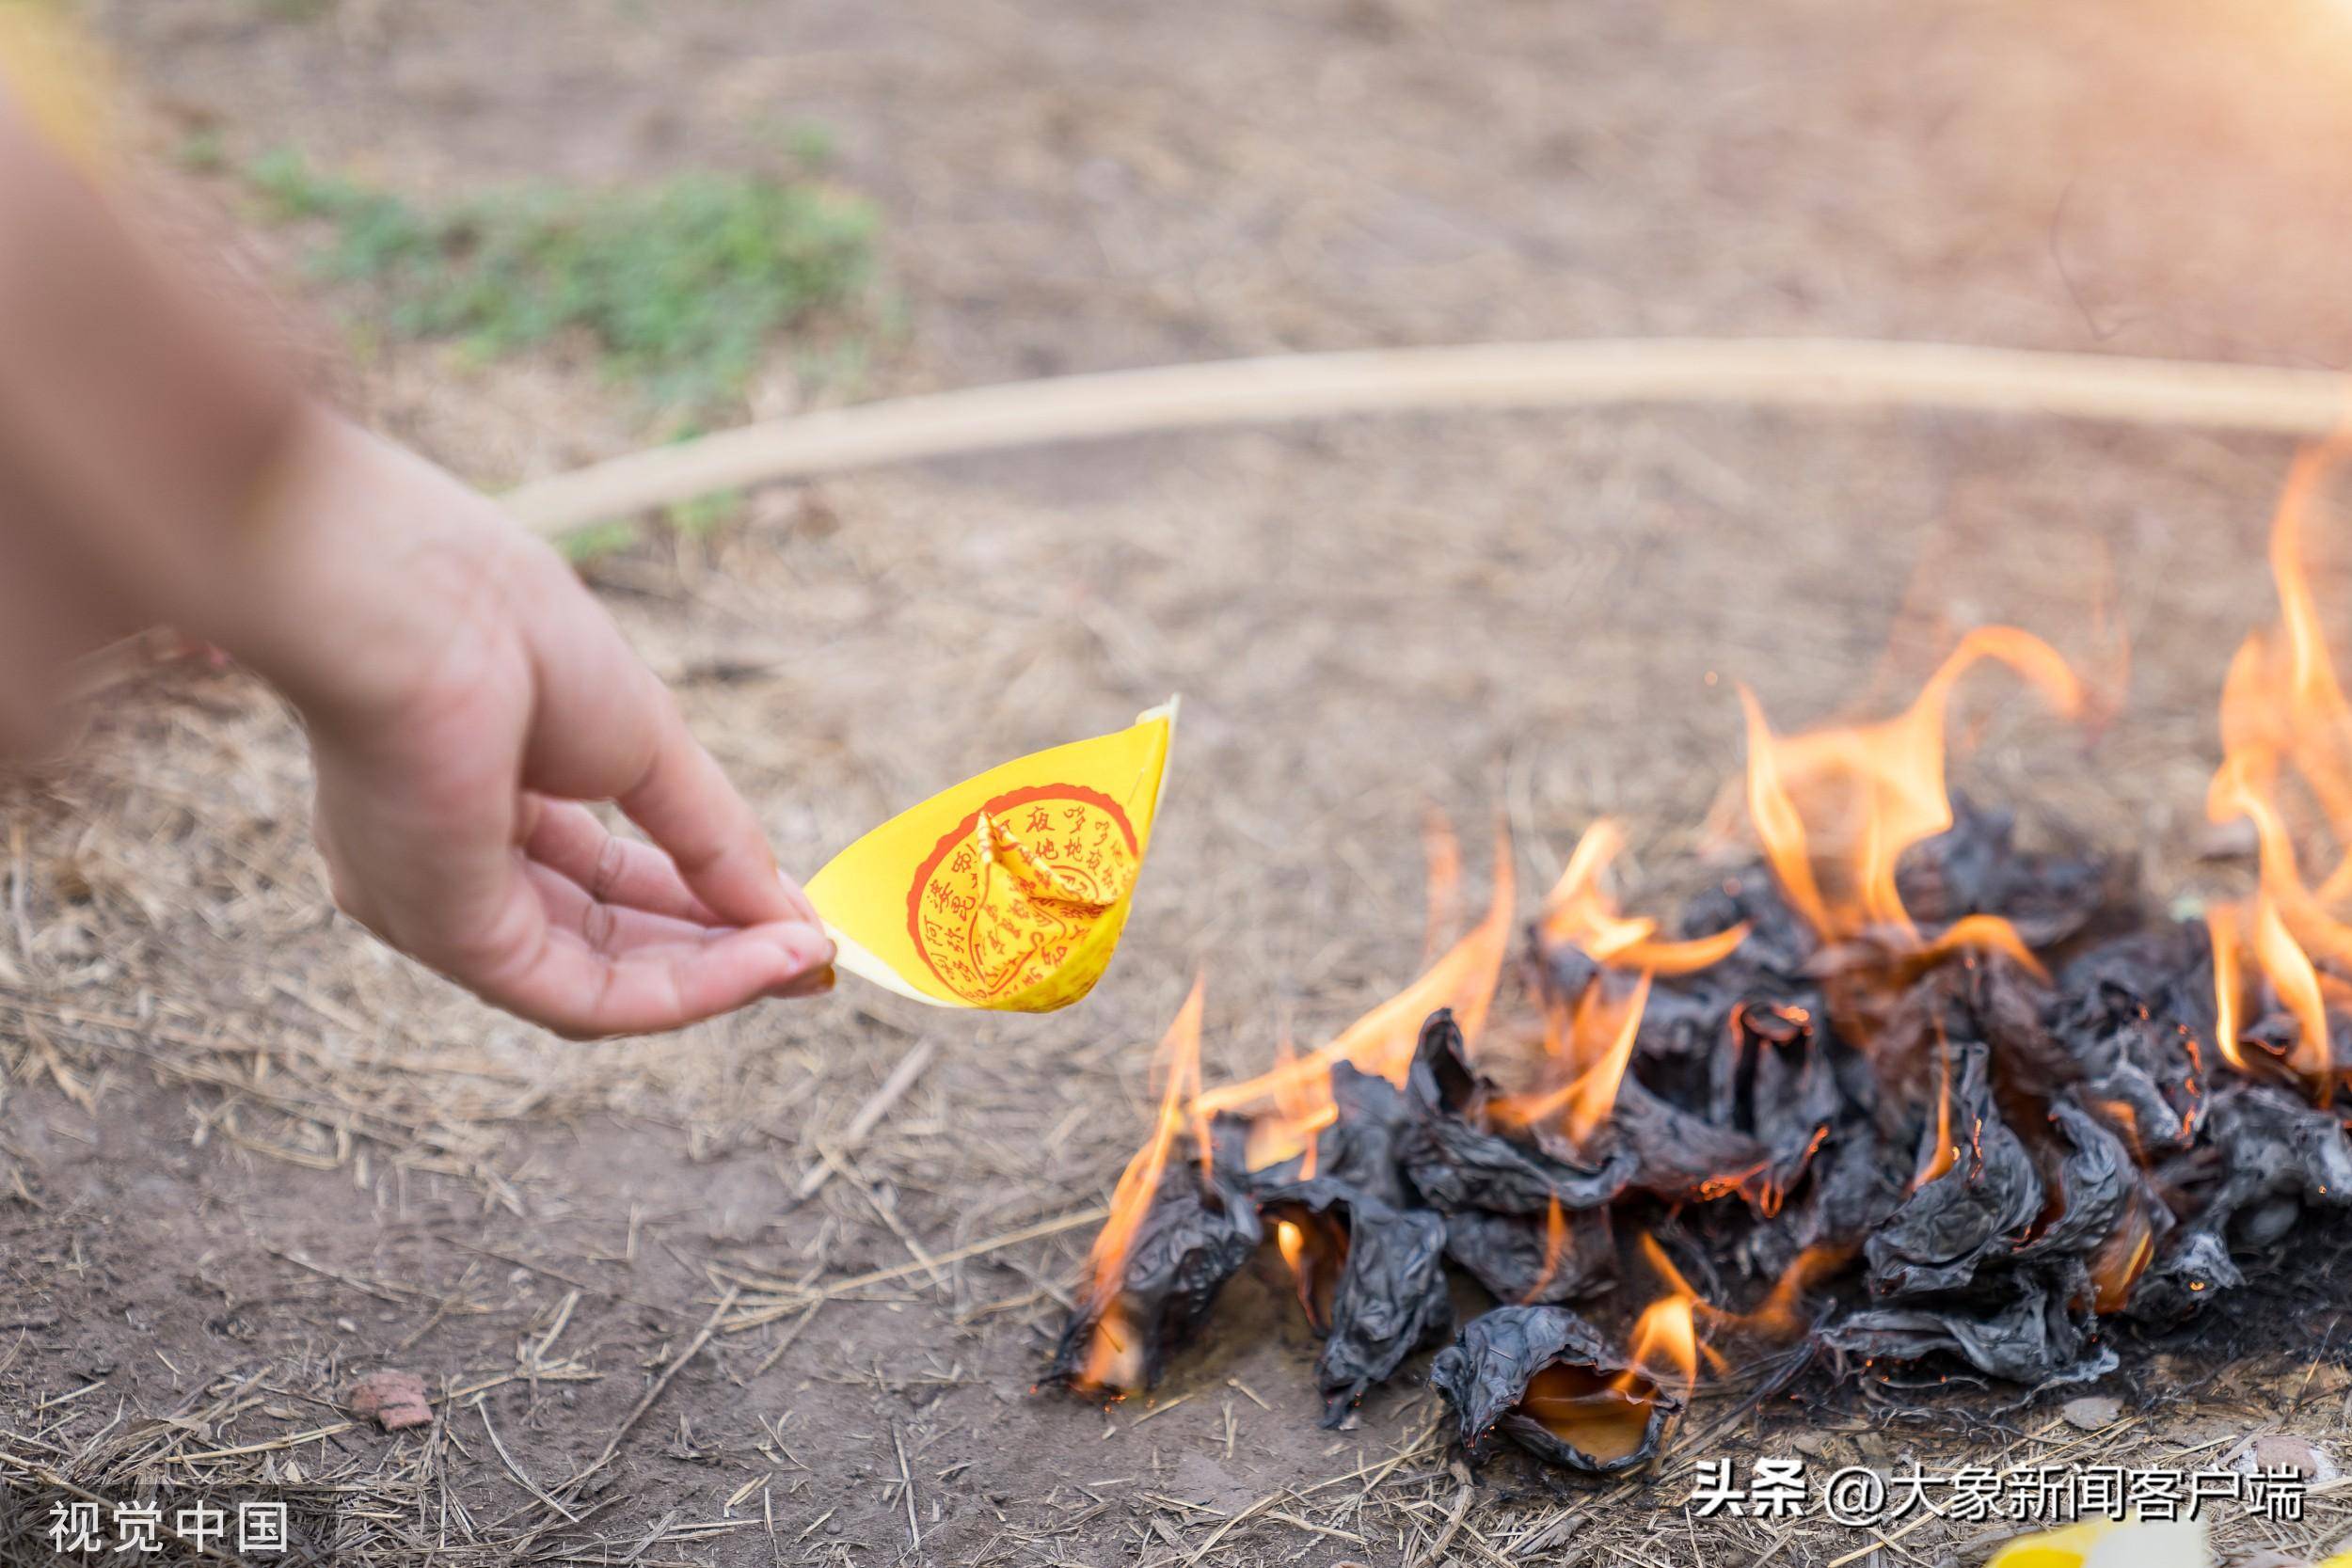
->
<box><xmin>503</xmin><ymin>338</ymin><xmax>2352</xmax><ymax>536</ymax></box>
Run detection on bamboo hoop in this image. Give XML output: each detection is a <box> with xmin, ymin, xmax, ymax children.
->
<box><xmin>502</xmin><ymin>338</ymin><xmax>2352</xmax><ymax>537</ymax></box>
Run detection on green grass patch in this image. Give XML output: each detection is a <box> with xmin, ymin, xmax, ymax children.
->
<box><xmin>245</xmin><ymin>150</ymin><xmax>876</xmax><ymax>411</ymax></box>
<box><xmin>666</xmin><ymin>488</ymin><xmax>747</xmax><ymax>538</ymax></box>
<box><xmin>173</xmin><ymin>129</ymin><xmax>228</xmax><ymax>174</ymax></box>
<box><xmin>554</xmin><ymin>517</ymin><xmax>644</xmax><ymax>565</ymax></box>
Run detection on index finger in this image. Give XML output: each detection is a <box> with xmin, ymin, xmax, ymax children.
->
<box><xmin>618</xmin><ymin>700</ymin><xmax>824</xmax><ymax>932</ymax></box>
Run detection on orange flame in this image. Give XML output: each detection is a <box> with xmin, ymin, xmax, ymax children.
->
<box><xmin>1074</xmin><ymin>976</ymin><xmax>1207</xmax><ymax>1392</ymax></box>
<box><xmin>1539</xmin><ymin>819</ymin><xmax>1750</xmax><ymax>974</ymax></box>
<box><xmin>1739</xmin><ymin>627</ymin><xmax>2085</xmax><ymax>951</ymax></box>
<box><xmin>1241</xmin><ymin>1030</ymin><xmax>1338</xmax><ymax>1175</ymax></box>
<box><xmin>1913</xmin><ymin>1037</ymin><xmax>1958</xmax><ymax>1189</ymax></box>
<box><xmin>2090</xmin><ymin>1194</ymin><xmax>2154</xmax><ymax>1315</ymax></box>
<box><xmin>1322</xmin><ymin>819</ymin><xmax>1516</xmax><ymax>1080</ymax></box>
<box><xmin>1625</xmin><ymin>1234</ymin><xmax>1725</xmax><ymax>1395</ymax></box>
<box><xmin>1487</xmin><ymin>971</ymin><xmax>1654</xmax><ymax>1148</ymax></box>
<box><xmin>1622</xmin><ymin>1296</ymin><xmax>1700</xmax><ymax>1404</ymax></box>
<box><xmin>2207</xmin><ymin>908</ymin><xmax>2248</xmax><ymax>1074</ymax></box>
<box><xmin>1271</xmin><ymin>1214</ymin><xmax>1343</xmax><ymax>1332</ymax></box>
<box><xmin>2202</xmin><ymin>443</ymin><xmax>2352</xmax><ymax>1101</ymax></box>
<box><xmin>1518</xmin><ymin>1196</ymin><xmax>1569</xmax><ymax>1305</ymax></box>
<box><xmin>2256</xmin><ymin>447</ymin><xmax>2352</xmax><ymax>864</ymax></box>
<box><xmin>1515</xmin><ymin>1236</ymin><xmax>1713</xmax><ymax>1463</ymax></box>
<box><xmin>1737</xmin><ymin>1243</ymin><xmax>1852</xmax><ymax>1340</ymax></box>
<box><xmin>1198</xmin><ymin>821</ymin><xmax>1515</xmax><ymax>1117</ymax></box>
<box><xmin>1422</xmin><ymin>805</ymin><xmax>1464</xmax><ymax>965</ymax></box>
<box><xmin>1915</xmin><ymin>914</ymin><xmax>2052</xmax><ymax>983</ymax></box>
<box><xmin>1491</xmin><ymin>816</ymin><xmax>1751</xmax><ymax>1148</ymax></box>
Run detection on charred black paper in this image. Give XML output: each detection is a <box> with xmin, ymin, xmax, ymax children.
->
<box><xmin>1248</xmin><ymin>1061</ymin><xmax>1420</xmax><ymax>1212</ymax></box>
<box><xmin>1442</xmin><ymin>1201</ymin><xmax>1616</xmax><ymax>1305</ymax></box>
<box><xmin>1864</xmin><ymin>1041</ymin><xmax>2045</xmax><ymax>1297</ymax></box>
<box><xmin>1047</xmin><ymin>1133</ymin><xmax>1261</xmax><ymax>1394</ymax></box>
<box><xmin>1431</xmin><ymin>1305</ymin><xmax>1682</xmax><ymax>1474</ymax></box>
<box><xmin>1252</xmin><ymin>1175</ymin><xmax>1454</xmax><ymax>1425</ymax></box>
<box><xmin>1397</xmin><ymin>1010</ymin><xmax>1635</xmax><ymax>1214</ymax></box>
<box><xmin>1824</xmin><ymin>1263</ymin><xmax>2116</xmax><ymax>1386</ymax></box>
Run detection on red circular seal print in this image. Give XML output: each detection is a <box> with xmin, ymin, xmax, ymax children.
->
<box><xmin>905</xmin><ymin>784</ymin><xmax>1141</xmax><ymax>1004</ymax></box>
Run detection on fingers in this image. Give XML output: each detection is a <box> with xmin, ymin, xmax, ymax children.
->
<box><xmin>521</xmin><ymin>860</ymin><xmax>723</xmax><ymax>954</ymax></box>
<box><xmin>516</xmin><ymin>819</ymin><xmax>838</xmax><ymax>1032</ymax></box>
<box><xmin>267</xmin><ymin>428</ymin><xmax>834</xmax><ymax>1038</ymax></box>
<box><xmin>493</xmin><ymin>919</ymin><xmax>836</xmax><ymax>1040</ymax></box>
<box><xmin>324</xmin><ymin>789</ymin><xmax>835</xmax><ymax>1036</ymax></box>
<box><xmin>518</xmin><ymin>796</ymin><xmax>723</xmax><ymax>926</ymax></box>
<box><xmin>616</xmin><ymin>705</ymin><xmax>825</xmax><ymax>932</ymax></box>
<box><xmin>510</xmin><ymin>549</ymin><xmax>823</xmax><ymax>936</ymax></box>
<box><xmin>771</xmin><ymin>964</ymin><xmax>836</xmax><ymax>1001</ymax></box>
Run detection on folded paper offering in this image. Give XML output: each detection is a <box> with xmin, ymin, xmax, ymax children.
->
<box><xmin>806</xmin><ymin>701</ymin><xmax>1177</xmax><ymax>1011</ymax></box>
<box><xmin>1430</xmin><ymin>1305</ymin><xmax>1684</xmax><ymax>1474</ymax></box>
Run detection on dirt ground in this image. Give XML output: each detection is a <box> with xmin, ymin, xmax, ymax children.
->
<box><xmin>9</xmin><ymin>0</ymin><xmax>2352</xmax><ymax>1562</ymax></box>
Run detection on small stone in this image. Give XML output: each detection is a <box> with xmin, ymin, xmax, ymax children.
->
<box><xmin>2061</xmin><ymin>1395</ymin><xmax>2122</xmax><ymax>1431</ymax></box>
<box><xmin>347</xmin><ymin>1370</ymin><xmax>433</xmax><ymax>1433</ymax></box>
<box><xmin>2249</xmin><ymin>1433</ymin><xmax>2336</xmax><ymax>1482</ymax></box>
<box><xmin>1791</xmin><ymin>1431</ymin><xmax>1834</xmax><ymax>1458</ymax></box>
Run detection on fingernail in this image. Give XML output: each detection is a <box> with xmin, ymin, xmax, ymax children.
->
<box><xmin>771</xmin><ymin>964</ymin><xmax>835</xmax><ymax>1000</ymax></box>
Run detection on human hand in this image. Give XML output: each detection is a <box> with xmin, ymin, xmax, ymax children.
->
<box><xmin>228</xmin><ymin>411</ymin><xmax>834</xmax><ymax>1037</ymax></box>
<box><xmin>0</xmin><ymin>100</ymin><xmax>831</xmax><ymax>1033</ymax></box>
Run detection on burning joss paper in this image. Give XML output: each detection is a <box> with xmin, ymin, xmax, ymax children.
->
<box><xmin>1044</xmin><ymin>449</ymin><xmax>2352</xmax><ymax>1478</ymax></box>
<box><xmin>1047</xmin><ymin>1145</ymin><xmax>1260</xmax><ymax>1394</ymax></box>
<box><xmin>1398</xmin><ymin>1011</ymin><xmax>1635</xmax><ymax>1217</ymax></box>
<box><xmin>1250</xmin><ymin>1176</ymin><xmax>1454</xmax><ymax>1426</ymax></box>
<box><xmin>1430</xmin><ymin>1305</ymin><xmax>1685</xmax><ymax>1474</ymax></box>
<box><xmin>807</xmin><ymin>701</ymin><xmax>1176</xmax><ymax>1011</ymax></box>
<box><xmin>1048</xmin><ymin>981</ymin><xmax>1260</xmax><ymax>1394</ymax></box>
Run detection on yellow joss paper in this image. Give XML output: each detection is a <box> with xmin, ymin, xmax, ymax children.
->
<box><xmin>806</xmin><ymin>701</ymin><xmax>1177</xmax><ymax>1012</ymax></box>
<box><xmin>1985</xmin><ymin>1519</ymin><xmax>2207</xmax><ymax>1568</ymax></box>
